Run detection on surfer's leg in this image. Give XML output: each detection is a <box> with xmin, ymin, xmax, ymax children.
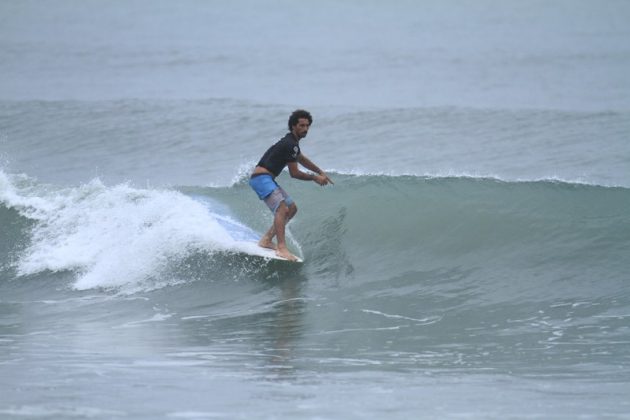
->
<box><xmin>259</xmin><ymin>186</ymin><xmax>297</xmax><ymax>260</ymax></box>
<box><xmin>274</xmin><ymin>201</ymin><xmax>298</xmax><ymax>261</ymax></box>
<box><xmin>258</xmin><ymin>224</ymin><xmax>277</xmax><ymax>250</ymax></box>
<box><xmin>260</xmin><ymin>201</ymin><xmax>296</xmax><ymax>249</ymax></box>
<box><xmin>252</xmin><ymin>175</ymin><xmax>279</xmax><ymax>249</ymax></box>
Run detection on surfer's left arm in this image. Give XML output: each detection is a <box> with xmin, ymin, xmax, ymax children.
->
<box><xmin>297</xmin><ymin>154</ymin><xmax>334</xmax><ymax>185</ymax></box>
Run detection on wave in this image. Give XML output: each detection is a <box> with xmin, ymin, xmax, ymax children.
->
<box><xmin>2</xmin><ymin>169</ymin><xmax>629</xmax><ymax>298</ymax></box>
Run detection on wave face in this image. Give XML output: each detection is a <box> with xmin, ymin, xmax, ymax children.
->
<box><xmin>295</xmin><ymin>174</ymin><xmax>630</xmax><ymax>291</ymax></box>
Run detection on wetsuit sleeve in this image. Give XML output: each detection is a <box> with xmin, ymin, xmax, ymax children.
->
<box><xmin>280</xmin><ymin>138</ymin><xmax>299</xmax><ymax>162</ymax></box>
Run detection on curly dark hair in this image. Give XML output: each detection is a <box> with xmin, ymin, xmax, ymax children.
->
<box><xmin>288</xmin><ymin>109</ymin><xmax>313</xmax><ymax>130</ymax></box>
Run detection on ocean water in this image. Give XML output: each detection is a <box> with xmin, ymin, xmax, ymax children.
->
<box><xmin>2</xmin><ymin>1</ymin><xmax>630</xmax><ymax>419</ymax></box>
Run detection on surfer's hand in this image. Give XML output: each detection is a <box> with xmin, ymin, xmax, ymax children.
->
<box><xmin>314</xmin><ymin>174</ymin><xmax>332</xmax><ymax>186</ymax></box>
<box><xmin>313</xmin><ymin>175</ymin><xmax>327</xmax><ymax>185</ymax></box>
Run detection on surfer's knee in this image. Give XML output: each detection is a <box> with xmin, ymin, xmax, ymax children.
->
<box><xmin>288</xmin><ymin>202</ymin><xmax>297</xmax><ymax>218</ymax></box>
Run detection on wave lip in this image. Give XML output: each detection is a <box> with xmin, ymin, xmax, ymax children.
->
<box><xmin>322</xmin><ymin>168</ymin><xmax>630</xmax><ymax>189</ymax></box>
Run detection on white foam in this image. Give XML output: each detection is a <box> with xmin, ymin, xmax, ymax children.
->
<box><xmin>1</xmin><ymin>170</ymin><xmax>256</xmax><ymax>292</ymax></box>
<box><xmin>0</xmin><ymin>171</ymin><xmax>56</xmax><ymax>219</ymax></box>
<box><xmin>227</xmin><ymin>160</ymin><xmax>256</xmax><ymax>187</ymax></box>
<box><xmin>362</xmin><ymin>309</ymin><xmax>442</xmax><ymax>325</ymax></box>
<box><xmin>114</xmin><ymin>313</ymin><xmax>175</xmax><ymax>329</ymax></box>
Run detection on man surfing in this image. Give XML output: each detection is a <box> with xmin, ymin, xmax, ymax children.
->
<box><xmin>249</xmin><ymin>109</ymin><xmax>333</xmax><ymax>261</ymax></box>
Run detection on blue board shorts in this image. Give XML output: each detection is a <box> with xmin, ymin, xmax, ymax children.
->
<box><xmin>249</xmin><ymin>174</ymin><xmax>294</xmax><ymax>214</ymax></box>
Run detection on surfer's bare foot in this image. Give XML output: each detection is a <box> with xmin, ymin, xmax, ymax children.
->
<box><xmin>258</xmin><ymin>237</ymin><xmax>277</xmax><ymax>250</ymax></box>
<box><xmin>276</xmin><ymin>247</ymin><xmax>298</xmax><ymax>261</ymax></box>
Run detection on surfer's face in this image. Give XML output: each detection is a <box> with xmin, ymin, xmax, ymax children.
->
<box><xmin>292</xmin><ymin>118</ymin><xmax>310</xmax><ymax>140</ymax></box>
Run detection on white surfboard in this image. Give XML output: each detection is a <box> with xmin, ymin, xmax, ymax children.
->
<box><xmin>191</xmin><ymin>195</ymin><xmax>303</xmax><ymax>263</ymax></box>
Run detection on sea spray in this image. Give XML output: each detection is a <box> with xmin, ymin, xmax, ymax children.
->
<box><xmin>1</xmin><ymin>171</ymin><xmax>237</xmax><ymax>291</ymax></box>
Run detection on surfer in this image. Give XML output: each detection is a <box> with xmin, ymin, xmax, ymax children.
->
<box><xmin>249</xmin><ymin>109</ymin><xmax>333</xmax><ymax>261</ymax></box>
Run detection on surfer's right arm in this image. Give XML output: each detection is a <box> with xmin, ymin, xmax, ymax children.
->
<box><xmin>296</xmin><ymin>155</ymin><xmax>334</xmax><ymax>185</ymax></box>
<box><xmin>287</xmin><ymin>161</ymin><xmax>331</xmax><ymax>186</ymax></box>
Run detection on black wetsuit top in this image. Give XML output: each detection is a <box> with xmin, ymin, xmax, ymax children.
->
<box><xmin>257</xmin><ymin>133</ymin><xmax>301</xmax><ymax>177</ymax></box>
